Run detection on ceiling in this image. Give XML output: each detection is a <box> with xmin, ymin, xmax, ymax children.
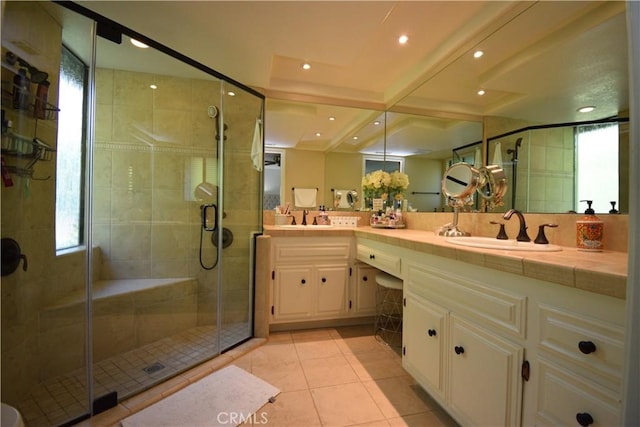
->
<box><xmin>74</xmin><ymin>1</ymin><xmax>629</xmax><ymax>158</ymax></box>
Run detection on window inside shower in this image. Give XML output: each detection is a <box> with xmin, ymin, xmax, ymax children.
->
<box><xmin>55</xmin><ymin>46</ymin><xmax>87</xmax><ymax>251</ymax></box>
<box><xmin>575</xmin><ymin>122</ymin><xmax>619</xmax><ymax>213</ymax></box>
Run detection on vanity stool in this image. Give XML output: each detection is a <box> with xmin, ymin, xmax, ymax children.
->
<box><xmin>374</xmin><ymin>271</ymin><xmax>403</xmax><ymax>348</ymax></box>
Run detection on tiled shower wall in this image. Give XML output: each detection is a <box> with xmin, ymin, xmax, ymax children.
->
<box><xmin>92</xmin><ymin>68</ymin><xmax>260</xmax><ymax>325</ymax></box>
<box><xmin>516</xmin><ymin>126</ymin><xmax>575</xmax><ymax>212</ymax></box>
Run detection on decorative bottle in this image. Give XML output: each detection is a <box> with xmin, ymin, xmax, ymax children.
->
<box><xmin>576</xmin><ymin>200</ymin><xmax>603</xmax><ymax>251</ymax></box>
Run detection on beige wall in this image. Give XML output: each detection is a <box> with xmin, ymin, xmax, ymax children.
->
<box><xmin>1</xmin><ymin>1</ymin><xmax>73</xmax><ymax>403</ymax></box>
<box><xmin>404</xmin><ymin>157</ymin><xmax>443</xmax><ymax>212</ymax></box>
<box><xmin>283</xmin><ymin>148</ymin><xmax>326</xmax><ymax>208</ymax></box>
<box><xmin>324</xmin><ymin>152</ymin><xmax>364</xmax><ymax>209</ymax></box>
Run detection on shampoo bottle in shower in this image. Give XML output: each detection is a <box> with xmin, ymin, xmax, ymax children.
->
<box><xmin>576</xmin><ymin>200</ymin><xmax>603</xmax><ymax>251</ymax></box>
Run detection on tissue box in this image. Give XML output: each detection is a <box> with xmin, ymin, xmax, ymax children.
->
<box><xmin>330</xmin><ymin>216</ymin><xmax>360</xmax><ymax>227</ymax></box>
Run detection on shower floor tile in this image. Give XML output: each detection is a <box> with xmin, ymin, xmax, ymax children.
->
<box><xmin>15</xmin><ymin>322</ymin><xmax>249</xmax><ymax>427</ymax></box>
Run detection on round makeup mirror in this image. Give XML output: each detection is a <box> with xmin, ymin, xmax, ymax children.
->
<box><xmin>438</xmin><ymin>162</ymin><xmax>508</xmax><ymax>237</ymax></box>
<box><xmin>477</xmin><ymin>164</ymin><xmax>507</xmax><ymax>210</ymax></box>
<box><xmin>442</xmin><ymin>162</ymin><xmax>480</xmax><ymax>202</ymax></box>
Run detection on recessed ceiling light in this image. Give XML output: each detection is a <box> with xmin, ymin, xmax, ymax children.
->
<box><xmin>477</xmin><ymin>89</ymin><xmax>485</xmax><ymax>96</ymax></box>
<box><xmin>398</xmin><ymin>35</ymin><xmax>409</xmax><ymax>45</ymax></box>
<box><xmin>302</xmin><ymin>63</ymin><xmax>311</xmax><ymax>70</ymax></box>
<box><xmin>328</xmin><ymin>116</ymin><xmax>336</xmax><ymax>121</ymax></box>
<box><xmin>352</xmin><ymin>136</ymin><xmax>359</xmax><ymax>140</ymax></box>
<box><xmin>227</xmin><ymin>91</ymin><xmax>235</xmax><ymax>96</ymax></box>
<box><xmin>473</xmin><ymin>50</ymin><xmax>484</xmax><ymax>58</ymax></box>
<box><xmin>149</xmin><ymin>84</ymin><xmax>157</xmax><ymax>89</ymax></box>
<box><xmin>315</xmin><ymin>132</ymin><xmax>321</xmax><ymax>137</ymax></box>
<box><xmin>373</xmin><ymin>121</ymin><xmax>381</xmax><ymax>126</ymax></box>
<box><xmin>130</xmin><ymin>39</ymin><xmax>149</xmax><ymax>48</ymax></box>
<box><xmin>578</xmin><ymin>106</ymin><xmax>595</xmax><ymax>113</ymax></box>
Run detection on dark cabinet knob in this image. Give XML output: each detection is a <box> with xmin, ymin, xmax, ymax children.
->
<box><xmin>301</xmin><ymin>279</ymin><xmax>306</xmax><ymax>284</ymax></box>
<box><xmin>454</xmin><ymin>346</ymin><xmax>464</xmax><ymax>355</ymax></box>
<box><xmin>578</xmin><ymin>341</ymin><xmax>596</xmax><ymax>354</ymax></box>
<box><xmin>369</xmin><ymin>254</ymin><xmax>375</xmax><ymax>259</ymax></box>
<box><xmin>321</xmin><ymin>277</ymin><xmax>327</xmax><ymax>283</ymax></box>
<box><xmin>363</xmin><ymin>275</ymin><xmax>368</xmax><ymax>281</ymax></box>
<box><xmin>428</xmin><ymin>329</ymin><xmax>437</xmax><ymax>337</ymax></box>
<box><xmin>576</xmin><ymin>412</ymin><xmax>594</xmax><ymax>426</ymax></box>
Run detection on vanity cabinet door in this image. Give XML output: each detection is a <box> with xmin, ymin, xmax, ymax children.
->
<box><xmin>316</xmin><ymin>264</ymin><xmax>350</xmax><ymax>317</ymax></box>
<box><xmin>448</xmin><ymin>314</ymin><xmax>523</xmax><ymax>427</ymax></box>
<box><xmin>273</xmin><ymin>265</ymin><xmax>314</xmax><ymax>321</ymax></box>
<box><xmin>352</xmin><ymin>264</ymin><xmax>378</xmax><ymax>316</ymax></box>
<box><xmin>402</xmin><ymin>293</ymin><xmax>448</xmax><ymax>399</ymax></box>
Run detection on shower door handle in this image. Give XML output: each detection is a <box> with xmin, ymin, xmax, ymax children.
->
<box><xmin>202</xmin><ymin>204</ymin><xmax>218</xmax><ymax>232</ymax></box>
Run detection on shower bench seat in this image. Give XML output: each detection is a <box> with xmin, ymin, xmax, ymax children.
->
<box><xmin>38</xmin><ymin>277</ymin><xmax>200</xmax><ymax>369</ymax></box>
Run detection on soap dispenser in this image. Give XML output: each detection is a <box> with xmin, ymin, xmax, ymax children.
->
<box><xmin>318</xmin><ymin>205</ymin><xmax>329</xmax><ymax>225</ymax></box>
<box><xmin>576</xmin><ymin>200</ymin><xmax>603</xmax><ymax>251</ymax></box>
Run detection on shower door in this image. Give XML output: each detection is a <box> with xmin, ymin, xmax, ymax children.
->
<box><xmin>216</xmin><ymin>81</ymin><xmax>262</xmax><ymax>350</ymax></box>
<box><xmin>89</xmin><ymin>26</ymin><xmax>260</xmax><ymax>403</ymax></box>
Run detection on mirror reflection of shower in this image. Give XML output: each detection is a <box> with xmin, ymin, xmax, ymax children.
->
<box><xmin>506</xmin><ymin>137</ymin><xmax>522</xmax><ymax>208</ymax></box>
<box><xmin>208</xmin><ymin>104</ymin><xmax>228</xmax><ymax>142</ymax></box>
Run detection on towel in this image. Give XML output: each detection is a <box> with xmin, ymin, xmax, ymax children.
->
<box><xmin>474</xmin><ymin>147</ymin><xmax>482</xmax><ymax>168</ymax></box>
<box><xmin>251</xmin><ymin>118</ymin><xmax>262</xmax><ymax>172</ymax></box>
<box><xmin>294</xmin><ymin>188</ymin><xmax>317</xmax><ymax>208</ymax></box>
<box><xmin>335</xmin><ymin>189</ymin><xmax>351</xmax><ymax>208</ymax></box>
<box><xmin>492</xmin><ymin>141</ymin><xmax>503</xmax><ymax>167</ymax></box>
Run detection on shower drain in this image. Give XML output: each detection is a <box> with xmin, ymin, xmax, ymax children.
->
<box><xmin>142</xmin><ymin>362</ymin><xmax>165</xmax><ymax>374</ymax></box>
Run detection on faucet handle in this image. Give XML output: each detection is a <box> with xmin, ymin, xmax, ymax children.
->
<box><xmin>534</xmin><ymin>223</ymin><xmax>558</xmax><ymax>244</ymax></box>
<box><xmin>290</xmin><ymin>215</ymin><xmax>297</xmax><ymax>225</ymax></box>
<box><xmin>490</xmin><ymin>221</ymin><xmax>509</xmax><ymax>240</ymax></box>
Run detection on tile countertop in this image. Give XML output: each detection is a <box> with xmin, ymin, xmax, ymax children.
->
<box><xmin>263</xmin><ymin>225</ymin><xmax>628</xmax><ymax>300</ymax></box>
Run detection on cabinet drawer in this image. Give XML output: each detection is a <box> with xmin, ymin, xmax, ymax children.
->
<box><xmin>356</xmin><ymin>244</ymin><xmax>401</xmax><ymax>277</ymax></box>
<box><xmin>536</xmin><ymin>357</ymin><xmax>620</xmax><ymax>427</ymax></box>
<box><xmin>407</xmin><ymin>263</ymin><xmax>526</xmax><ymax>339</ymax></box>
<box><xmin>538</xmin><ymin>304</ymin><xmax>624</xmax><ymax>391</ymax></box>
<box><xmin>274</xmin><ymin>242</ymin><xmax>351</xmax><ymax>262</ymax></box>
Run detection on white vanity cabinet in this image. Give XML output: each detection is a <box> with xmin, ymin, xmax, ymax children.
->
<box><xmin>356</xmin><ymin>235</ymin><xmax>626</xmax><ymax>427</ymax></box>
<box><xmin>270</xmin><ymin>237</ymin><xmax>378</xmax><ymax>324</ymax></box>
<box><xmin>403</xmin><ymin>261</ymin><xmax>525</xmax><ymax>426</ymax></box>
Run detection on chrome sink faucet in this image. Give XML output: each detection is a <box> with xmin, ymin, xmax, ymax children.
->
<box><xmin>503</xmin><ymin>208</ymin><xmax>531</xmax><ymax>242</ymax></box>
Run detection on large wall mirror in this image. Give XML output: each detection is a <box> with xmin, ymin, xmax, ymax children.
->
<box><xmin>264</xmin><ymin>1</ymin><xmax>629</xmax><ymax>214</ymax></box>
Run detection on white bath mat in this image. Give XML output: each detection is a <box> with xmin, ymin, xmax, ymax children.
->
<box><xmin>121</xmin><ymin>365</ymin><xmax>280</xmax><ymax>427</ymax></box>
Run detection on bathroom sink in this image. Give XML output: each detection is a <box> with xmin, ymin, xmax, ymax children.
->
<box><xmin>276</xmin><ymin>225</ymin><xmax>334</xmax><ymax>229</ymax></box>
<box><xmin>445</xmin><ymin>236</ymin><xmax>562</xmax><ymax>252</ymax></box>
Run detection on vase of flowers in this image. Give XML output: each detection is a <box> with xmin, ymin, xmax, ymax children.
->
<box><xmin>362</xmin><ymin>169</ymin><xmax>409</xmax><ymax>210</ymax></box>
<box><xmin>389</xmin><ymin>170</ymin><xmax>410</xmax><ymax>210</ymax></box>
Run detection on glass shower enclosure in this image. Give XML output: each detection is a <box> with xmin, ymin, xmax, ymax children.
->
<box><xmin>1</xmin><ymin>2</ymin><xmax>263</xmax><ymax>425</ymax></box>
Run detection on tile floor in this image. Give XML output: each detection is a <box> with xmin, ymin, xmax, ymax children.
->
<box><xmin>17</xmin><ymin>323</ymin><xmax>250</xmax><ymax>427</ymax></box>
<box><xmin>76</xmin><ymin>325</ymin><xmax>458</xmax><ymax>427</ymax></box>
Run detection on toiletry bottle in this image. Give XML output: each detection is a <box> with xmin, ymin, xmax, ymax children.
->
<box><xmin>576</xmin><ymin>200</ymin><xmax>603</xmax><ymax>251</ymax></box>
<box><xmin>12</xmin><ymin>68</ymin><xmax>30</xmax><ymax>110</ymax></box>
<box><xmin>34</xmin><ymin>80</ymin><xmax>50</xmax><ymax>119</ymax></box>
<box><xmin>318</xmin><ymin>205</ymin><xmax>329</xmax><ymax>225</ymax></box>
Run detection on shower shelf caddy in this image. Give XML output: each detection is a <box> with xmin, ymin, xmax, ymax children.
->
<box><xmin>1</xmin><ymin>72</ymin><xmax>58</xmax><ymax>179</ymax></box>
